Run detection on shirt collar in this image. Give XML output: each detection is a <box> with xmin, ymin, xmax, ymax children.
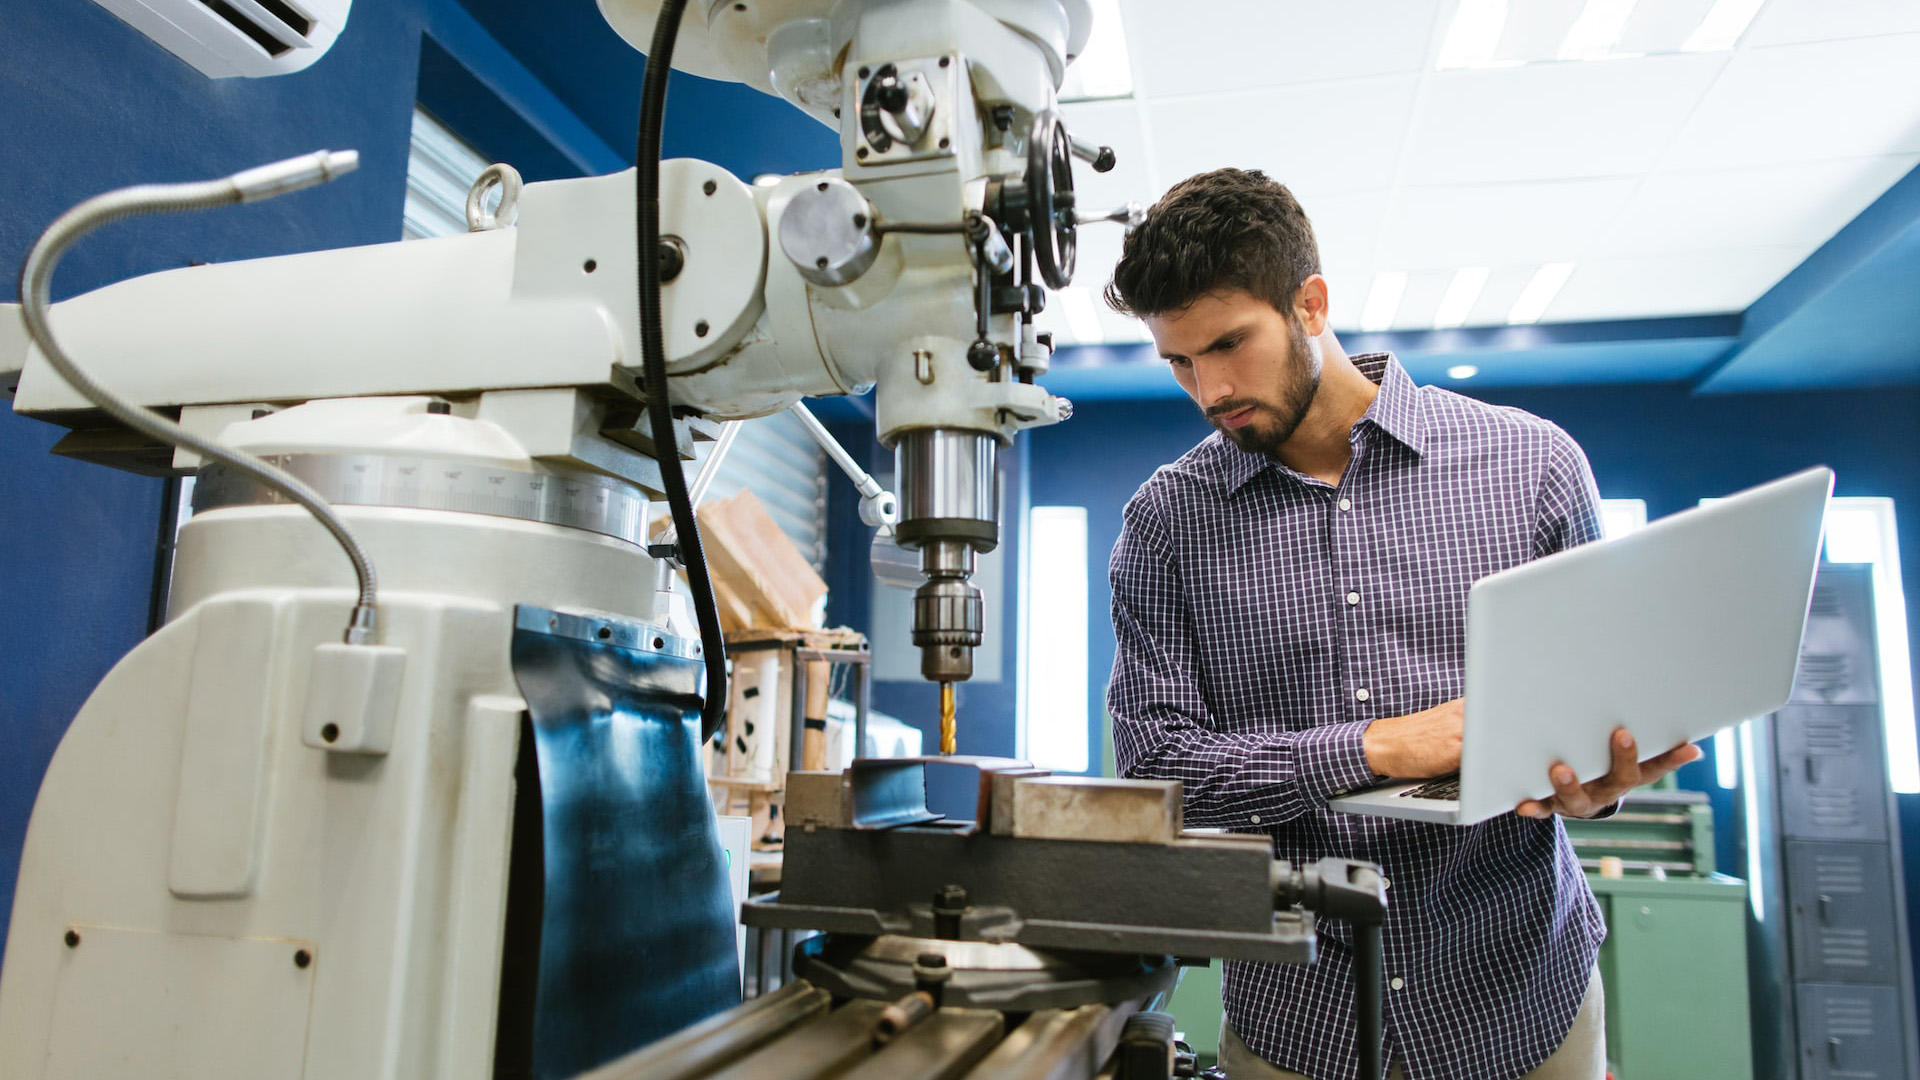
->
<box><xmin>1213</xmin><ymin>351</ymin><xmax>1425</xmax><ymax>495</ymax></box>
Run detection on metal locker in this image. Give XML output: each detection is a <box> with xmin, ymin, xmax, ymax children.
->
<box><xmin>1795</xmin><ymin>983</ymin><xmax>1907</xmax><ymax>1080</ymax></box>
<box><xmin>1778</xmin><ymin>706</ymin><xmax>1891</xmax><ymax>843</ymax></box>
<box><xmin>1790</xmin><ymin>578</ymin><xmax>1880</xmax><ymax>706</ymax></box>
<box><xmin>1785</xmin><ymin>841</ymin><xmax>1901</xmax><ymax>985</ymax></box>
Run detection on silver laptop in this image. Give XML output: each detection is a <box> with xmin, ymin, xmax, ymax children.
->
<box><xmin>1329</xmin><ymin>465</ymin><xmax>1833</xmax><ymax>826</ymax></box>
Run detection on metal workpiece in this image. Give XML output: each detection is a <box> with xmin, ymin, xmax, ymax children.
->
<box><xmin>505</xmin><ymin>605</ymin><xmax>738</xmax><ymax>1077</ymax></box>
<box><xmin>779</xmin><ymin>178</ymin><xmax>882</xmax><ymax>287</ymax></box>
<box><xmin>194</xmin><ymin>452</ymin><xmax>654</xmax><ymax>548</ymax></box>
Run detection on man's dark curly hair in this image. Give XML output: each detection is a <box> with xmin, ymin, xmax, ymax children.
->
<box><xmin>1104</xmin><ymin>168</ymin><xmax>1321</xmax><ymax>319</ymax></box>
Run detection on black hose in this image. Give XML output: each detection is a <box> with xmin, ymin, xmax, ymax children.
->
<box><xmin>1354</xmin><ymin>920</ymin><xmax>1384</xmax><ymax>1080</ymax></box>
<box><xmin>636</xmin><ymin>0</ymin><xmax>727</xmax><ymax>742</ymax></box>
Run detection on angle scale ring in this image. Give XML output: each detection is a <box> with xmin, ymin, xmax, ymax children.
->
<box><xmin>191</xmin><ymin>453</ymin><xmax>652</xmax><ymax>546</ymax></box>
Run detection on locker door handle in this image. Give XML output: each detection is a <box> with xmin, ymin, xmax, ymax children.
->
<box><xmin>1829</xmin><ymin>1036</ymin><xmax>1842</xmax><ymax>1066</ymax></box>
<box><xmin>1805</xmin><ymin>755</ymin><xmax>1817</xmax><ymax>784</ymax></box>
<box><xmin>1818</xmin><ymin>894</ymin><xmax>1833</xmax><ymax>924</ymax></box>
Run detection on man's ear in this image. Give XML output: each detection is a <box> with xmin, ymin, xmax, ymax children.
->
<box><xmin>1295</xmin><ymin>274</ymin><xmax>1330</xmax><ymax>336</ymax></box>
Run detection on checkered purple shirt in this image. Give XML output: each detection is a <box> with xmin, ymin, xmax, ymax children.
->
<box><xmin>1108</xmin><ymin>354</ymin><xmax>1606</xmax><ymax>1080</ymax></box>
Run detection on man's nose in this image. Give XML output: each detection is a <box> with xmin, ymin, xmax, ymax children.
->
<box><xmin>1193</xmin><ymin>357</ymin><xmax>1234</xmax><ymax>408</ymax></box>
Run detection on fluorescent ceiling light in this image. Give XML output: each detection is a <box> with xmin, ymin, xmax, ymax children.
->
<box><xmin>1438</xmin><ymin>0</ymin><xmax>1508</xmax><ymax>70</ymax></box>
<box><xmin>1507</xmin><ymin>262</ymin><xmax>1574</xmax><ymax>324</ymax></box>
<box><xmin>752</xmin><ymin>173</ymin><xmax>783</xmax><ymax>187</ymax></box>
<box><xmin>1682</xmin><ymin>0</ymin><xmax>1766</xmax><ymax>52</ymax></box>
<box><xmin>1446</xmin><ymin>364</ymin><xmax>1480</xmax><ymax>380</ymax></box>
<box><xmin>1059</xmin><ymin>0</ymin><xmax>1133</xmax><ymax>100</ymax></box>
<box><xmin>1559</xmin><ymin>0</ymin><xmax>1640</xmax><ymax>61</ymax></box>
<box><xmin>1360</xmin><ymin>272</ymin><xmax>1407</xmax><ymax>332</ymax></box>
<box><xmin>1060</xmin><ymin>287</ymin><xmax>1104</xmax><ymax>343</ymax></box>
<box><xmin>1433</xmin><ymin>266</ymin><xmax>1490</xmax><ymax>329</ymax></box>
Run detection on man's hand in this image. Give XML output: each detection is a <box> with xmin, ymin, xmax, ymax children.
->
<box><xmin>1362</xmin><ymin>699</ymin><xmax>1463</xmax><ymax>778</ymax></box>
<box><xmin>1516</xmin><ymin>727</ymin><xmax>1704</xmax><ymax>819</ymax></box>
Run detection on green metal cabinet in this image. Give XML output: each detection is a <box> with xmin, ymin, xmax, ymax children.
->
<box><xmin>1590</xmin><ymin>872</ymin><xmax>1754</xmax><ymax>1080</ymax></box>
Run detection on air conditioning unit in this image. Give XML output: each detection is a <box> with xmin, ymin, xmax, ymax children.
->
<box><xmin>91</xmin><ymin>0</ymin><xmax>352</xmax><ymax>79</ymax></box>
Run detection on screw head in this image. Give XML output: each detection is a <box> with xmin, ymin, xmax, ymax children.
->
<box><xmin>294</xmin><ymin>949</ymin><xmax>312</xmax><ymax>969</ymax></box>
<box><xmin>702</xmin><ymin>179</ymin><xmax>717</xmax><ymax>196</ymax></box>
<box><xmin>935</xmin><ymin>884</ymin><xmax>969</xmax><ymax>909</ymax></box>
<box><xmin>64</xmin><ymin>929</ymin><xmax>80</xmax><ymax>948</ymax></box>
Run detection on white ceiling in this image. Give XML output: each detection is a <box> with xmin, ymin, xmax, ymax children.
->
<box><xmin>1040</xmin><ymin>0</ymin><xmax>1920</xmax><ymax>345</ymax></box>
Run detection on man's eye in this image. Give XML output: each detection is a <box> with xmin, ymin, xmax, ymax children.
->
<box><xmin>1221</xmin><ymin>337</ymin><xmax>1242</xmax><ymax>351</ymax></box>
<box><xmin>1168</xmin><ymin>356</ymin><xmax>1191</xmax><ymax>369</ymax></box>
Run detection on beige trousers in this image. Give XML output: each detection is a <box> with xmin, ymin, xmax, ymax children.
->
<box><xmin>1218</xmin><ymin>966</ymin><xmax>1605</xmax><ymax>1080</ymax></box>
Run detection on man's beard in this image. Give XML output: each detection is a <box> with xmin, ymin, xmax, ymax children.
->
<box><xmin>1206</xmin><ymin>317</ymin><xmax>1318</xmax><ymax>457</ymax></box>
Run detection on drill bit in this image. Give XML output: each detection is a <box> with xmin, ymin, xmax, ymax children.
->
<box><xmin>939</xmin><ymin>681</ymin><xmax>956</xmax><ymax>755</ymax></box>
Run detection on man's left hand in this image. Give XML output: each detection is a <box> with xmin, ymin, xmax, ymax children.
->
<box><xmin>1516</xmin><ymin>727</ymin><xmax>1705</xmax><ymax>820</ymax></box>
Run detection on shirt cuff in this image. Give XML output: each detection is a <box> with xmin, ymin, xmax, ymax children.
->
<box><xmin>1291</xmin><ymin>720</ymin><xmax>1380</xmax><ymax>807</ymax></box>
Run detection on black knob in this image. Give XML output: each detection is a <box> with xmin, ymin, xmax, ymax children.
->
<box><xmin>1092</xmin><ymin>145</ymin><xmax>1117</xmax><ymax>173</ymax></box>
<box><xmin>877</xmin><ymin>79</ymin><xmax>909</xmax><ymax>113</ymax></box>
<box><xmin>967</xmin><ymin>340</ymin><xmax>1000</xmax><ymax>372</ymax></box>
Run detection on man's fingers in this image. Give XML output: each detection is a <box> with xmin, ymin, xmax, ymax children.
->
<box><xmin>1636</xmin><ymin>741</ymin><xmax>1704</xmax><ymax>782</ymax></box>
<box><xmin>1607</xmin><ymin>728</ymin><xmax>1638</xmax><ymax>786</ymax></box>
<box><xmin>1549</xmin><ymin>763</ymin><xmax>1590</xmax><ymax>816</ymax></box>
<box><xmin>1515</xmin><ymin>798</ymin><xmax>1554</xmax><ymax>819</ymax></box>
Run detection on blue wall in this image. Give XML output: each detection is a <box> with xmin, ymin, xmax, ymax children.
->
<box><xmin>0</xmin><ymin>0</ymin><xmax>833</xmax><ymax>968</ymax></box>
<box><xmin>1028</xmin><ymin>371</ymin><xmax>1920</xmax><ymax>1027</ymax></box>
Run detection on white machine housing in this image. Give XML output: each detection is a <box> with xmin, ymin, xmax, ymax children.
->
<box><xmin>0</xmin><ymin>0</ymin><xmax>1108</xmax><ymax>1076</ymax></box>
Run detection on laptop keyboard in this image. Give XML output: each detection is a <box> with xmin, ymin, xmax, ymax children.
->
<box><xmin>1398</xmin><ymin>773</ymin><xmax>1461</xmax><ymax>800</ymax></box>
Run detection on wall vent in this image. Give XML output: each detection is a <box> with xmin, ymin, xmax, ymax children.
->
<box><xmin>91</xmin><ymin>0</ymin><xmax>351</xmax><ymax>78</ymax></box>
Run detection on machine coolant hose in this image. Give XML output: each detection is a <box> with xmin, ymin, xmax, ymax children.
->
<box><xmin>17</xmin><ymin>152</ymin><xmax>382</xmax><ymax>645</ymax></box>
<box><xmin>636</xmin><ymin>0</ymin><xmax>729</xmax><ymax>742</ymax></box>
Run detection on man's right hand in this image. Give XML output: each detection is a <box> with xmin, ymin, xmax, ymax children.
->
<box><xmin>1362</xmin><ymin>699</ymin><xmax>1464</xmax><ymax>778</ymax></box>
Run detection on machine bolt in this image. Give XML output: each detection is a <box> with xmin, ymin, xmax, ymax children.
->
<box><xmin>702</xmin><ymin>179</ymin><xmax>717</xmax><ymax>196</ymax></box>
<box><xmin>293</xmin><ymin>949</ymin><xmax>312</xmax><ymax>968</ymax></box>
<box><xmin>966</xmin><ymin>340</ymin><xmax>999</xmax><ymax>372</ymax></box>
<box><xmin>64</xmin><ymin>929</ymin><xmax>80</xmax><ymax>948</ymax></box>
<box><xmin>933</xmin><ymin>884</ymin><xmax>968</xmax><ymax>939</ymax></box>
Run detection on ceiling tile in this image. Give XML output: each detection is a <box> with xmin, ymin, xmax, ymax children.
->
<box><xmin>1378</xmin><ymin>178</ymin><xmax>1641</xmax><ymax>268</ymax></box>
<box><xmin>1404</xmin><ymin>53</ymin><xmax>1727</xmax><ymax>184</ymax></box>
<box><xmin>1544</xmin><ymin>246</ymin><xmax>1805</xmax><ymax>321</ymax></box>
<box><xmin>1742</xmin><ymin>0</ymin><xmax>1920</xmax><ymax>47</ymax></box>
<box><xmin>1663</xmin><ymin>33</ymin><xmax>1920</xmax><ymax>170</ymax></box>
<box><xmin>1465</xmin><ymin>265</ymin><xmax>1543</xmax><ymax>326</ymax></box>
<box><xmin>1322</xmin><ymin>267</ymin><xmax>1373</xmax><ymax>331</ymax></box>
<box><xmin>1617</xmin><ymin>0</ymin><xmax>1717</xmax><ymax>55</ymax></box>
<box><xmin>1300</xmin><ymin>190</ymin><xmax>1392</xmax><ymax>269</ymax></box>
<box><xmin>1595</xmin><ymin>154</ymin><xmax>1920</xmax><ymax>255</ymax></box>
<box><xmin>1122</xmin><ymin>0</ymin><xmax>1440</xmax><ymax>99</ymax></box>
<box><xmin>1148</xmin><ymin>78</ymin><xmax>1418</xmax><ymax>197</ymax></box>
<box><xmin>1387</xmin><ymin>268</ymin><xmax>1454</xmax><ymax>331</ymax></box>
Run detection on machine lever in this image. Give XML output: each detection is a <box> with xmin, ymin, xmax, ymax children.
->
<box><xmin>1076</xmin><ymin>201</ymin><xmax>1146</xmax><ymax>228</ymax></box>
<box><xmin>1068</xmin><ymin>136</ymin><xmax>1118</xmax><ymax>173</ymax></box>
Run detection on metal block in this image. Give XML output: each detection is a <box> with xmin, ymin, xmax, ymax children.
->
<box><xmin>988</xmin><ymin>767</ymin><xmax>1051</xmax><ymax>837</ymax></box>
<box><xmin>787</xmin><ymin>771</ymin><xmax>852</xmax><ymax>829</ymax></box>
<box><xmin>1010</xmin><ymin>776</ymin><xmax>1182</xmax><ymax>844</ymax></box>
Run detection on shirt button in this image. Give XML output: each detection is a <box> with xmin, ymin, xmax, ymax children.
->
<box><xmin>1390</xmin><ymin>977</ymin><xmax>1405</xmax><ymax>991</ymax></box>
<box><xmin>1338</xmin><ymin>497</ymin><xmax>1352</xmax><ymax>512</ymax></box>
<box><xmin>1345</xmin><ymin>591</ymin><xmax>1361</xmax><ymax>606</ymax></box>
<box><xmin>1249</xmin><ymin>813</ymin><xmax>1262</xmax><ymax>825</ymax></box>
<box><xmin>1355</xmin><ymin>688</ymin><xmax>1371</xmax><ymax>702</ymax></box>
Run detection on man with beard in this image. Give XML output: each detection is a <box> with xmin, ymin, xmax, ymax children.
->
<box><xmin>1102</xmin><ymin>168</ymin><xmax>1700</xmax><ymax>1080</ymax></box>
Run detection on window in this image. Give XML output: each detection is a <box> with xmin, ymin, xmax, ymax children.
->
<box><xmin>1598</xmin><ymin>498</ymin><xmax>1646</xmax><ymax>541</ymax></box>
<box><xmin>403</xmin><ymin>107</ymin><xmax>490</xmax><ymax>240</ymax></box>
<box><xmin>1021</xmin><ymin>506</ymin><xmax>1090</xmax><ymax>772</ymax></box>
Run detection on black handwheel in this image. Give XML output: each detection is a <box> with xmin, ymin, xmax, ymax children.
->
<box><xmin>1027</xmin><ymin>109</ymin><xmax>1077</xmax><ymax>289</ymax></box>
